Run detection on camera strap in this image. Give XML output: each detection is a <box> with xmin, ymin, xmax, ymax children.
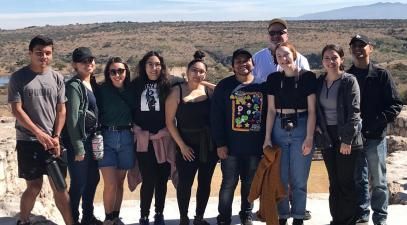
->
<box><xmin>279</xmin><ymin>71</ymin><xmax>300</xmax><ymax>118</ymax></box>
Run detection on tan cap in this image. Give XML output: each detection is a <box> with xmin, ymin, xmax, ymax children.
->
<box><xmin>268</xmin><ymin>18</ymin><xmax>288</xmax><ymax>29</ymax></box>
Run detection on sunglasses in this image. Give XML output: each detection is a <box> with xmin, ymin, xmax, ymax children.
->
<box><xmin>109</xmin><ymin>68</ymin><xmax>126</xmax><ymax>76</ymax></box>
<box><xmin>351</xmin><ymin>43</ymin><xmax>368</xmax><ymax>48</ymax></box>
<box><xmin>79</xmin><ymin>57</ymin><xmax>95</xmax><ymax>64</ymax></box>
<box><xmin>268</xmin><ymin>30</ymin><xmax>287</xmax><ymax>36</ymax></box>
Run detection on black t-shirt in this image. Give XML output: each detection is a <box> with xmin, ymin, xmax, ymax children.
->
<box><xmin>350</xmin><ymin>66</ymin><xmax>369</xmax><ymax>91</ymax></box>
<box><xmin>133</xmin><ymin>80</ymin><xmax>166</xmax><ymax>134</ymax></box>
<box><xmin>266</xmin><ymin>70</ymin><xmax>317</xmax><ymax>109</ymax></box>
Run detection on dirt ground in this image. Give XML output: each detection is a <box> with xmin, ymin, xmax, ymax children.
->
<box><xmin>84</xmin><ymin>160</ymin><xmax>328</xmax><ymax>203</ymax></box>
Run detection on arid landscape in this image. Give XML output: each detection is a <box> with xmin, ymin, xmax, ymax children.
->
<box><xmin>0</xmin><ymin>19</ymin><xmax>406</xmax><ymax>111</ymax></box>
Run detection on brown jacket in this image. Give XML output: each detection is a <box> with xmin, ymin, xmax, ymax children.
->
<box><xmin>248</xmin><ymin>145</ymin><xmax>286</xmax><ymax>225</ymax></box>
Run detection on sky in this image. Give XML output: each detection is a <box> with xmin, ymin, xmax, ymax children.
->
<box><xmin>0</xmin><ymin>0</ymin><xmax>406</xmax><ymax>29</ymax></box>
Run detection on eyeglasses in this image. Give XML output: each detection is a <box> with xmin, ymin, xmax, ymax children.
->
<box><xmin>109</xmin><ymin>68</ymin><xmax>126</xmax><ymax>76</ymax></box>
<box><xmin>268</xmin><ymin>30</ymin><xmax>287</xmax><ymax>36</ymax></box>
<box><xmin>80</xmin><ymin>57</ymin><xmax>95</xmax><ymax>64</ymax></box>
<box><xmin>351</xmin><ymin>43</ymin><xmax>368</xmax><ymax>49</ymax></box>
<box><xmin>323</xmin><ymin>56</ymin><xmax>340</xmax><ymax>62</ymax></box>
<box><xmin>147</xmin><ymin>62</ymin><xmax>161</xmax><ymax>68</ymax></box>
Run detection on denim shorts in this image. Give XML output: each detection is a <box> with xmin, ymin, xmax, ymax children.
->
<box><xmin>98</xmin><ymin>129</ymin><xmax>135</xmax><ymax>170</ymax></box>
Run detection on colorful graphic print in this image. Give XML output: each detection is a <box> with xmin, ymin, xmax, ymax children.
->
<box><xmin>230</xmin><ymin>91</ymin><xmax>263</xmax><ymax>132</ymax></box>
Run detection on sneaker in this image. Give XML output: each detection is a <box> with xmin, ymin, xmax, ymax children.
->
<box><xmin>113</xmin><ymin>217</ymin><xmax>125</xmax><ymax>225</ymax></box>
<box><xmin>356</xmin><ymin>218</ymin><xmax>369</xmax><ymax>224</ymax></box>
<box><xmin>193</xmin><ymin>216</ymin><xmax>209</xmax><ymax>225</ymax></box>
<box><xmin>238</xmin><ymin>212</ymin><xmax>253</xmax><ymax>225</ymax></box>
<box><xmin>375</xmin><ymin>223</ymin><xmax>387</xmax><ymax>225</ymax></box>
<box><xmin>292</xmin><ymin>219</ymin><xmax>303</xmax><ymax>225</ymax></box>
<box><xmin>304</xmin><ymin>210</ymin><xmax>311</xmax><ymax>220</ymax></box>
<box><xmin>16</xmin><ymin>220</ymin><xmax>31</xmax><ymax>225</ymax></box>
<box><xmin>103</xmin><ymin>220</ymin><xmax>116</xmax><ymax>225</ymax></box>
<box><xmin>179</xmin><ymin>216</ymin><xmax>190</xmax><ymax>225</ymax></box>
<box><xmin>154</xmin><ymin>213</ymin><xmax>165</xmax><ymax>225</ymax></box>
<box><xmin>82</xmin><ymin>216</ymin><xmax>103</xmax><ymax>225</ymax></box>
<box><xmin>216</xmin><ymin>215</ymin><xmax>231</xmax><ymax>225</ymax></box>
<box><xmin>139</xmin><ymin>217</ymin><xmax>150</xmax><ymax>225</ymax></box>
<box><xmin>279</xmin><ymin>219</ymin><xmax>287</xmax><ymax>225</ymax></box>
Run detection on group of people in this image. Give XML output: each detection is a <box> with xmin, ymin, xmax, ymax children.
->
<box><xmin>8</xmin><ymin>18</ymin><xmax>402</xmax><ymax>225</ymax></box>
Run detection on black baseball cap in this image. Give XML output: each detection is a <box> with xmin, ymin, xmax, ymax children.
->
<box><xmin>232</xmin><ymin>48</ymin><xmax>252</xmax><ymax>64</ymax></box>
<box><xmin>72</xmin><ymin>47</ymin><xmax>95</xmax><ymax>62</ymax></box>
<box><xmin>349</xmin><ymin>34</ymin><xmax>372</xmax><ymax>45</ymax></box>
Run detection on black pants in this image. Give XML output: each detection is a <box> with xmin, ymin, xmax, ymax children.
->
<box><xmin>322</xmin><ymin>125</ymin><xmax>359</xmax><ymax>225</ymax></box>
<box><xmin>176</xmin><ymin>151</ymin><xmax>218</xmax><ymax>218</ymax></box>
<box><xmin>136</xmin><ymin>142</ymin><xmax>171</xmax><ymax>217</ymax></box>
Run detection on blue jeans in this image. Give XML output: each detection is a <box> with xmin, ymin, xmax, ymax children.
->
<box><xmin>355</xmin><ymin>138</ymin><xmax>388</xmax><ymax>224</ymax></box>
<box><xmin>99</xmin><ymin>129</ymin><xmax>135</xmax><ymax>170</ymax></box>
<box><xmin>66</xmin><ymin>138</ymin><xmax>100</xmax><ymax>223</ymax></box>
<box><xmin>271</xmin><ymin>115</ymin><xmax>312</xmax><ymax>219</ymax></box>
<box><xmin>218</xmin><ymin>155</ymin><xmax>261</xmax><ymax>222</ymax></box>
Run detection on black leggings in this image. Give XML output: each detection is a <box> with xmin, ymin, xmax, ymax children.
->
<box><xmin>176</xmin><ymin>151</ymin><xmax>218</xmax><ymax>218</ymax></box>
<box><xmin>136</xmin><ymin>142</ymin><xmax>170</xmax><ymax>217</ymax></box>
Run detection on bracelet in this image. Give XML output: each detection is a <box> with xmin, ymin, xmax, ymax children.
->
<box><xmin>52</xmin><ymin>134</ymin><xmax>60</xmax><ymax>138</ymax></box>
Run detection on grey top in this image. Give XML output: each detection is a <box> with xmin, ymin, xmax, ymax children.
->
<box><xmin>319</xmin><ymin>78</ymin><xmax>341</xmax><ymax>126</ymax></box>
<box><xmin>8</xmin><ymin>66</ymin><xmax>66</xmax><ymax>141</ymax></box>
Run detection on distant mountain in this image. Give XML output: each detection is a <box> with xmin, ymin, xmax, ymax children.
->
<box><xmin>294</xmin><ymin>2</ymin><xmax>407</xmax><ymax>20</ymax></box>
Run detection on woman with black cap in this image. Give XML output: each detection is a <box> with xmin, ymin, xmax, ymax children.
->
<box><xmin>64</xmin><ymin>47</ymin><xmax>102</xmax><ymax>225</ymax></box>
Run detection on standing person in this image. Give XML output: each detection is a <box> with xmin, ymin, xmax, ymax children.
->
<box><xmin>253</xmin><ymin>18</ymin><xmax>310</xmax><ymax>83</ymax></box>
<box><xmin>166</xmin><ymin>51</ymin><xmax>218</xmax><ymax>225</ymax></box>
<box><xmin>211</xmin><ymin>49</ymin><xmax>266</xmax><ymax>225</ymax></box>
<box><xmin>315</xmin><ymin>44</ymin><xmax>363</xmax><ymax>225</ymax></box>
<box><xmin>8</xmin><ymin>35</ymin><xmax>74</xmax><ymax>225</ymax></box>
<box><xmin>263</xmin><ymin>42</ymin><xmax>316</xmax><ymax>225</ymax></box>
<box><xmin>97</xmin><ymin>57</ymin><xmax>135</xmax><ymax>225</ymax></box>
<box><xmin>132</xmin><ymin>51</ymin><xmax>174</xmax><ymax>225</ymax></box>
<box><xmin>64</xmin><ymin>47</ymin><xmax>102</xmax><ymax>225</ymax></box>
<box><xmin>348</xmin><ymin>35</ymin><xmax>403</xmax><ymax>225</ymax></box>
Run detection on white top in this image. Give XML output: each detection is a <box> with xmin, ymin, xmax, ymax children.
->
<box><xmin>252</xmin><ymin>48</ymin><xmax>310</xmax><ymax>83</ymax></box>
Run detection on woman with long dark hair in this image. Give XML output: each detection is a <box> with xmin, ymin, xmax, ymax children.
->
<box><xmin>165</xmin><ymin>51</ymin><xmax>218</xmax><ymax>225</ymax></box>
<box><xmin>97</xmin><ymin>57</ymin><xmax>134</xmax><ymax>225</ymax></box>
<box><xmin>132</xmin><ymin>51</ymin><xmax>175</xmax><ymax>225</ymax></box>
<box><xmin>315</xmin><ymin>44</ymin><xmax>363</xmax><ymax>225</ymax></box>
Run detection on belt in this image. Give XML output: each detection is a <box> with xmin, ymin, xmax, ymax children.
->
<box><xmin>276</xmin><ymin>111</ymin><xmax>308</xmax><ymax>118</ymax></box>
<box><xmin>101</xmin><ymin>125</ymin><xmax>132</xmax><ymax>131</ymax></box>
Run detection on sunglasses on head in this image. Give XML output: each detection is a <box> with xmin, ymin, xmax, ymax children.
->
<box><xmin>109</xmin><ymin>68</ymin><xmax>126</xmax><ymax>76</ymax></box>
<box><xmin>268</xmin><ymin>30</ymin><xmax>287</xmax><ymax>36</ymax></box>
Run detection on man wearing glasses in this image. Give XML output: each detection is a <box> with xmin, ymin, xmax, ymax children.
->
<box><xmin>8</xmin><ymin>35</ymin><xmax>74</xmax><ymax>225</ymax></box>
<box><xmin>253</xmin><ymin>18</ymin><xmax>310</xmax><ymax>83</ymax></box>
<box><xmin>348</xmin><ymin>34</ymin><xmax>402</xmax><ymax>225</ymax></box>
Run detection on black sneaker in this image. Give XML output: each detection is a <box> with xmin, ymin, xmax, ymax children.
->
<box><xmin>154</xmin><ymin>213</ymin><xmax>165</xmax><ymax>225</ymax></box>
<box><xmin>179</xmin><ymin>216</ymin><xmax>190</xmax><ymax>225</ymax></box>
<box><xmin>193</xmin><ymin>216</ymin><xmax>209</xmax><ymax>225</ymax></box>
<box><xmin>292</xmin><ymin>219</ymin><xmax>303</xmax><ymax>225</ymax></box>
<box><xmin>279</xmin><ymin>219</ymin><xmax>287</xmax><ymax>225</ymax></box>
<box><xmin>139</xmin><ymin>217</ymin><xmax>150</xmax><ymax>225</ymax></box>
<box><xmin>16</xmin><ymin>220</ymin><xmax>31</xmax><ymax>225</ymax></box>
<box><xmin>216</xmin><ymin>215</ymin><xmax>230</xmax><ymax>225</ymax></box>
<box><xmin>356</xmin><ymin>218</ymin><xmax>369</xmax><ymax>224</ymax></box>
<box><xmin>238</xmin><ymin>212</ymin><xmax>253</xmax><ymax>225</ymax></box>
<box><xmin>82</xmin><ymin>216</ymin><xmax>103</xmax><ymax>225</ymax></box>
<box><xmin>304</xmin><ymin>210</ymin><xmax>311</xmax><ymax>220</ymax></box>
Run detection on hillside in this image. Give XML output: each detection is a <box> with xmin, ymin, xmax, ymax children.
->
<box><xmin>0</xmin><ymin>20</ymin><xmax>406</xmax><ymax>98</ymax></box>
<box><xmin>296</xmin><ymin>2</ymin><xmax>407</xmax><ymax>20</ymax></box>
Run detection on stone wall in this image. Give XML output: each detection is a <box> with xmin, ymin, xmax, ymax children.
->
<box><xmin>0</xmin><ymin>117</ymin><xmax>63</xmax><ymax>224</ymax></box>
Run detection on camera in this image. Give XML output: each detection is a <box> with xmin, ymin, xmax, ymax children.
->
<box><xmin>281</xmin><ymin>115</ymin><xmax>297</xmax><ymax>131</ymax></box>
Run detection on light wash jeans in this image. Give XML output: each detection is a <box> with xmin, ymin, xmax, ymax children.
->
<box><xmin>354</xmin><ymin>137</ymin><xmax>388</xmax><ymax>224</ymax></box>
<box><xmin>271</xmin><ymin>114</ymin><xmax>312</xmax><ymax>219</ymax></box>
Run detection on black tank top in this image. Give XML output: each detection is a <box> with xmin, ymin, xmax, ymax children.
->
<box><xmin>175</xmin><ymin>84</ymin><xmax>211</xmax><ymax>129</ymax></box>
